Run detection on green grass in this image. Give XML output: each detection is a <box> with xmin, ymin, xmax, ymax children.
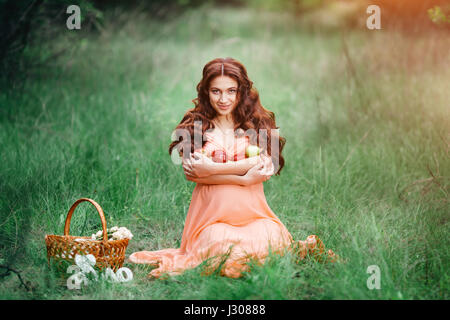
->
<box><xmin>0</xmin><ymin>5</ymin><xmax>448</xmax><ymax>299</ymax></box>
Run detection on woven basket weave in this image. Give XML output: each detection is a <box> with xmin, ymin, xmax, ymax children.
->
<box><xmin>45</xmin><ymin>198</ymin><xmax>129</xmax><ymax>271</ymax></box>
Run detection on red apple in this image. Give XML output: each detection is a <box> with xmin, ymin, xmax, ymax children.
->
<box><xmin>233</xmin><ymin>152</ymin><xmax>246</xmax><ymax>162</ymax></box>
<box><xmin>212</xmin><ymin>150</ymin><xmax>227</xmax><ymax>163</ymax></box>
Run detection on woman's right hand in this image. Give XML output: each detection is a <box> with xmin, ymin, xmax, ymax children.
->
<box><xmin>182</xmin><ymin>152</ymin><xmax>214</xmax><ymax>179</ymax></box>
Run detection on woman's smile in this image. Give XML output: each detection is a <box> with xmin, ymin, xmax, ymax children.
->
<box><xmin>218</xmin><ymin>104</ymin><xmax>231</xmax><ymax>110</ymax></box>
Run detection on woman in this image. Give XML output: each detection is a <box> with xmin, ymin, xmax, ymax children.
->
<box><xmin>129</xmin><ymin>57</ymin><xmax>337</xmax><ymax>278</ymax></box>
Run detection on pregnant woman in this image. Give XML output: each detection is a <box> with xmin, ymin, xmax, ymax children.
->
<box><xmin>129</xmin><ymin>57</ymin><xmax>338</xmax><ymax>278</ymax></box>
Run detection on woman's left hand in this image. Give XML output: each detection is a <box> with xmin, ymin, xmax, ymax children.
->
<box><xmin>243</xmin><ymin>154</ymin><xmax>274</xmax><ymax>185</ymax></box>
<box><xmin>259</xmin><ymin>153</ymin><xmax>275</xmax><ymax>177</ymax></box>
<box><xmin>182</xmin><ymin>152</ymin><xmax>214</xmax><ymax>179</ymax></box>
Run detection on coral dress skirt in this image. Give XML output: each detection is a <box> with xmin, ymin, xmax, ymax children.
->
<box><xmin>129</xmin><ymin>131</ymin><xmax>336</xmax><ymax>278</ymax></box>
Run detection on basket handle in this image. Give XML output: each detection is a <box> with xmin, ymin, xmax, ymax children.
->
<box><xmin>64</xmin><ymin>198</ymin><xmax>108</xmax><ymax>242</ymax></box>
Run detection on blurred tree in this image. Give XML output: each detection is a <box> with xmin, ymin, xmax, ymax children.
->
<box><xmin>238</xmin><ymin>0</ymin><xmax>325</xmax><ymax>13</ymax></box>
<box><xmin>291</xmin><ymin>0</ymin><xmax>326</xmax><ymax>14</ymax></box>
<box><xmin>0</xmin><ymin>0</ymin><xmax>43</xmax><ymax>84</ymax></box>
<box><xmin>89</xmin><ymin>0</ymin><xmax>216</xmax><ymax>19</ymax></box>
<box><xmin>371</xmin><ymin>0</ymin><xmax>450</xmax><ymax>29</ymax></box>
<box><xmin>428</xmin><ymin>5</ymin><xmax>450</xmax><ymax>26</ymax></box>
<box><xmin>0</xmin><ymin>0</ymin><xmax>224</xmax><ymax>88</ymax></box>
<box><xmin>0</xmin><ymin>0</ymin><xmax>102</xmax><ymax>87</ymax></box>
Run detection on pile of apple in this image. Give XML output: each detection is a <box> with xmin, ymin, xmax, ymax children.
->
<box><xmin>203</xmin><ymin>145</ymin><xmax>261</xmax><ymax>163</ymax></box>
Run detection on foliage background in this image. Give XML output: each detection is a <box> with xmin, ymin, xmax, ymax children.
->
<box><xmin>0</xmin><ymin>0</ymin><xmax>448</xmax><ymax>299</ymax></box>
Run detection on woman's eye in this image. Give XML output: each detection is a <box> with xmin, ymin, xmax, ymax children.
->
<box><xmin>229</xmin><ymin>89</ymin><xmax>236</xmax><ymax>93</ymax></box>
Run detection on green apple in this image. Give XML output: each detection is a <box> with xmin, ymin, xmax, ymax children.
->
<box><xmin>245</xmin><ymin>145</ymin><xmax>260</xmax><ymax>158</ymax></box>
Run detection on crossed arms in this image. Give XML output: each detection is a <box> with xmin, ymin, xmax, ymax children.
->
<box><xmin>181</xmin><ymin>152</ymin><xmax>275</xmax><ymax>186</ymax></box>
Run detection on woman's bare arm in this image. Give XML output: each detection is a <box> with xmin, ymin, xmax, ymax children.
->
<box><xmin>208</xmin><ymin>157</ymin><xmax>261</xmax><ymax>175</ymax></box>
<box><xmin>183</xmin><ymin>152</ymin><xmax>261</xmax><ymax>177</ymax></box>
<box><xmin>186</xmin><ymin>173</ymin><xmax>247</xmax><ymax>186</ymax></box>
<box><xmin>184</xmin><ymin>155</ymin><xmax>274</xmax><ymax>186</ymax></box>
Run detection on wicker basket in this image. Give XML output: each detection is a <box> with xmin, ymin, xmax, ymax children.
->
<box><xmin>45</xmin><ymin>198</ymin><xmax>129</xmax><ymax>271</ymax></box>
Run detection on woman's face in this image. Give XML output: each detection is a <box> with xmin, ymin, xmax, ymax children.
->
<box><xmin>208</xmin><ymin>76</ymin><xmax>239</xmax><ymax>117</ymax></box>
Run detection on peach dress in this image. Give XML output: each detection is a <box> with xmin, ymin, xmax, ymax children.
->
<box><xmin>129</xmin><ymin>130</ymin><xmax>337</xmax><ymax>278</ymax></box>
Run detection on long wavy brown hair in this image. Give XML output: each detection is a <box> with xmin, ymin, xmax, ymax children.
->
<box><xmin>169</xmin><ymin>57</ymin><xmax>286</xmax><ymax>175</ymax></box>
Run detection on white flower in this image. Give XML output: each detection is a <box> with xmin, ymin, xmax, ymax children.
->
<box><xmin>112</xmin><ymin>230</ymin><xmax>124</xmax><ymax>240</ymax></box>
<box><xmin>111</xmin><ymin>227</ymin><xmax>133</xmax><ymax>240</ymax></box>
<box><xmin>91</xmin><ymin>226</ymin><xmax>133</xmax><ymax>241</ymax></box>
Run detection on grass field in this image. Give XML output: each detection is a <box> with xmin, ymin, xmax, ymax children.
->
<box><xmin>0</xmin><ymin>5</ymin><xmax>448</xmax><ymax>299</ymax></box>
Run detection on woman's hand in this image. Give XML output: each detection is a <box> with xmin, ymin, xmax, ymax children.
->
<box><xmin>243</xmin><ymin>154</ymin><xmax>274</xmax><ymax>185</ymax></box>
<box><xmin>182</xmin><ymin>152</ymin><xmax>214</xmax><ymax>179</ymax></box>
<box><xmin>259</xmin><ymin>153</ymin><xmax>275</xmax><ymax>176</ymax></box>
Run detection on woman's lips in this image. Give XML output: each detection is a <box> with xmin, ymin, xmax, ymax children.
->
<box><xmin>218</xmin><ymin>104</ymin><xmax>231</xmax><ymax>110</ymax></box>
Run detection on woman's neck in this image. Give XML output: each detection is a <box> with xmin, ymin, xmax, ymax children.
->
<box><xmin>213</xmin><ymin>115</ymin><xmax>234</xmax><ymax>130</ymax></box>
<box><xmin>212</xmin><ymin>116</ymin><xmax>236</xmax><ymax>138</ymax></box>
